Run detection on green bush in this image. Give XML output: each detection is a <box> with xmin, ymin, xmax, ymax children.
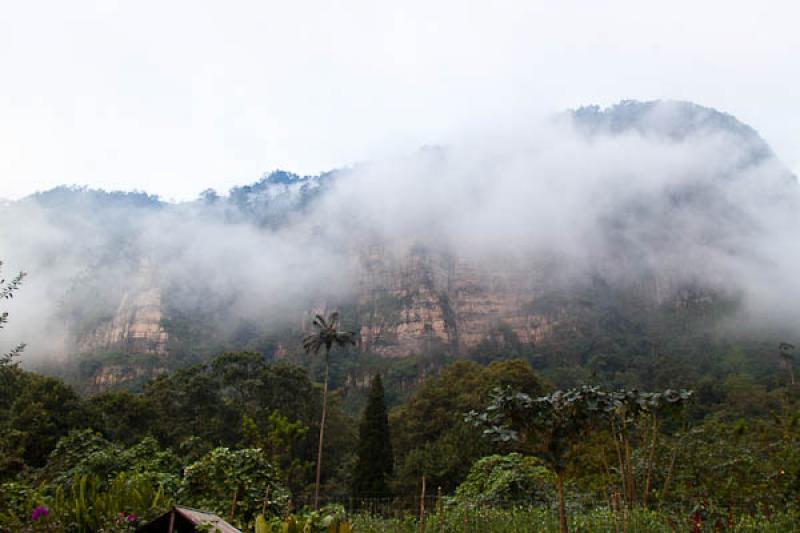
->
<box><xmin>181</xmin><ymin>447</ymin><xmax>289</xmax><ymax>528</ymax></box>
<box><xmin>453</xmin><ymin>453</ymin><xmax>553</xmax><ymax>506</ymax></box>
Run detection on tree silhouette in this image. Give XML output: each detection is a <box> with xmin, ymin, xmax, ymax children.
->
<box><xmin>352</xmin><ymin>373</ymin><xmax>393</xmax><ymax>501</ymax></box>
<box><xmin>302</xmin><ymin>311</ymin><xmax>354</xmax><ymax>509</ymax></box>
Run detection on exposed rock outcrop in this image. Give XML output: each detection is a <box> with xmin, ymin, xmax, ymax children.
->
<box><xmin>355</xmin><ymin>244</ymin><xmax>556</xmax><ymax>357</ymax></box>
<box><xmin>90</xmin><ymin>364</ymin><xmax>168</xmax><ymax>393</ymax></box>
<box><xmin>77</xmin><ymin>259</ymin><xmax>168</xmax><ymax>355</ymax></box>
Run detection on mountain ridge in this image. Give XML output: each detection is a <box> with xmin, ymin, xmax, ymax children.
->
<box><xmin>2</xmin><ymin>100</ymin><xmax>797</xmax><ymax>391</ymax></box>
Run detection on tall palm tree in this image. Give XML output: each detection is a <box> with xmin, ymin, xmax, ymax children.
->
<box><xmin>303</xmin><ymin>311</ymin><xmax>355</xmax><ymax>509</ymax></box>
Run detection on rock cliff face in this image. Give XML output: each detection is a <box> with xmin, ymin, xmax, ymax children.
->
<box><xmin>77</xmin><ymin>259</ymin><xmax>169</xmax><ymax>355</ymax></box>
<box><xmin>73</xmin><ymin>244</ymin><xmax>703</xmax><ymax>362</ymax></box>
<box><xmin>75</xmin><ymin>244</ymin><xmax>565</xmax><ymax>360</ymax></box>
<box><xmin>90</xmin><ymin>364</ymin><xmax>168</xmax><ymax>393</ymax></box>
<box><xmin>355</xmin><ymin>244</ymin><xmax>557</xmax><ymax>357</ymax></box>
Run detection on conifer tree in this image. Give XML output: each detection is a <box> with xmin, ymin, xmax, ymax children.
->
<box><xmin>352</xmin><ymin>373</ymin><xmax>393</xmax><ymax>500</ymax></box>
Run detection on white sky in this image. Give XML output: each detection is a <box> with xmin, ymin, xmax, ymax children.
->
<box><xmin>1</xmin><ymin>0</ymin><xmax>798</xmax><ymax>201</ymax></box>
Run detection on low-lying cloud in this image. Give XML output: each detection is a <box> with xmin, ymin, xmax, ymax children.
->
<box><xmin>1</xmin><ymin>101</ymin><xmax>798</xmax><ymax>363</ymax></box>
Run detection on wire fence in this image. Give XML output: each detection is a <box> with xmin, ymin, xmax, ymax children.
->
<box><xmin>287</xmin><ymin>491</ymin><xmax>797</xmax><ymax>523</ymax></box>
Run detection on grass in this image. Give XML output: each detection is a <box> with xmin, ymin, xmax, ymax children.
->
<box><xmin>348</xmin><ymin>506</ymin><xmax>800</xmax><ymax>533</ymax></box>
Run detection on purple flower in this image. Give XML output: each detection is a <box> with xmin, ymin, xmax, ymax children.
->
<box><xmin>31</xmin><ymin>506</ymin><xmax>49</xmax><ymax>521</ymax></box>
<box><xmin>127</xmin><ymin>514</ymin><xmax>137</xmax><ymax>522</ymax></box>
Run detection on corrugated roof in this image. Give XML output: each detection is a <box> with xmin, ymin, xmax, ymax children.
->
<box><xmin>174</xmin><ymin>506</ymin><xmax>241</xmax><ymax>533</ymax></box>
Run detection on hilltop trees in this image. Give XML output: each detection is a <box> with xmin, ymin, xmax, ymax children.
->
<box><xmin>303</xmin><ymin>312</ymin><xmax>355</xmax><ymax>509</ymax></box>
<box><xmin>352</xmin><ymin>374</ymin><xmax>393</xmax><ymax>500</ymax></box>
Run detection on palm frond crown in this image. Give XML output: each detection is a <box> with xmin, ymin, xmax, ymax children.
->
<box><xmin>303</xmin><ymin>311</ymin><xmax>356</xmax><ymax>358</ymax></box>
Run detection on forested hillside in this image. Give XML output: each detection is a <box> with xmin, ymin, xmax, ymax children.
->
<box><xmin>1</xmin><ymin>100</ymin><xmax>799</xmax><ymax>531</ymax></box>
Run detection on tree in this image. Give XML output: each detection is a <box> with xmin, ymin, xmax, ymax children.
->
<box><xmin>4</xmin><ymin>372</ymin><xmax>88</xmax><ymax>472</ymax></box>
<box><xmin>0</xmin><ymin>260</ymin><xmax>26</xmax><ymax>368</ymax></box>
<box><xmin>352</xmin><ymin>373</ymin><xmax>393</xmax><ymax>500</ymax></box>
<box><xmin>241</xmin><ymin>410</ymin><xmax>312</xmax><ymax>498</ymax></box>
<box><xmin>302</xmin><ymin>311</ymin><xmax>355</xmax><ymax>509</ymax></box>
<box><xmin>391</xmin><ymin>359</ymin><xmax>545</xmax><ymax>494</ymax></box>
<box><xmin>468</xmin><ymin>386</ymin><xmax>692</xmax><ymax>533</ymax></box>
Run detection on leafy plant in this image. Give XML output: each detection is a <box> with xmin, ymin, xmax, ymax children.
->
<box><xmin>259</xmin><ymin>504</ymin><xmax>352</xmax><ymax>533</ymax></box>
<box><xmin>181</xmin><ymin>447</ymin><xmax>289</xmax><ymax>528</ymax></box>
<box><xmin>454</xmin><ymin>453</ymin><xmax>553</xmax><ymax>506</ymax></box>
<box><xmin>0</xmin><ymin>260</ymin><xmax>26</xmax><ymax>368</ymax></box>
<box><xmin>0</xmin><ymin>472</ymin><xmax>168</xmax><ymax>533</ymax></box>
<box><xmin>467</xmin><ymin>385</ymin><xmax>692</xmax><ymax>533</ymax></box>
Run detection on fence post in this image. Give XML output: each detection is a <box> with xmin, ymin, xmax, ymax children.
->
<box><xmin>419</xmin><ymin>475</ymin><xmax>427</xmax><ymax>533</ymax></box>
<box><xmin>437</xmin><ymin>486</ymin><xmax>444</xmax><ymax>533</ymax></box>
<box><xmin>611</xmin><ymin>492</ymin><xmax>621</xmax><ymax>533</ymax></box>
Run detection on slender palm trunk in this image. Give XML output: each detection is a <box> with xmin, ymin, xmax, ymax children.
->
<box><xmin>643</xmin><ymin>415</ymin><xmax>658</xmax><ymax>509</ymax></box>
<box><xmin>556</xmin><ymin>473</ymin><xmax>568</xmax><ymax>533</ymax></box>
<box><xmin>314</xmin><ymin>351</ymin><xmax>330</xmax><ymax>510</ymax></box>
<box><xmin>660</xmin><ymin>442</ymin><xmax>679</xmax><ymax>506</ymax></box>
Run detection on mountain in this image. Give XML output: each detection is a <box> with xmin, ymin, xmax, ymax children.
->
<box><xmin>2</xmin><ymin>100</ymin><xmax>797</xmax><ymax>391</ymax></box>
<box><xmin>574</xmin><ymin>100</ymin><xmax>771</xmax><ymax>156</ymax></box>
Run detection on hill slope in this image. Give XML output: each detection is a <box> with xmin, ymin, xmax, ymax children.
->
<box><xmin>1</xmin><ymin>100</ymin><xmax>797</xmax><ymax>391</ymax></box>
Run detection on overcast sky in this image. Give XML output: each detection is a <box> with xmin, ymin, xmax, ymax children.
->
<box><xmin>1</xmin><ymin>0</ymin><xmax>798</xmax><ymax>201</ymax></box>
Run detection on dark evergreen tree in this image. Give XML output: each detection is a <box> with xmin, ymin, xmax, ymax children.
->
<box><xmin>352</xmin><ymin>373</ymin><xmax>393</xmax><ymax>499</ymax></box>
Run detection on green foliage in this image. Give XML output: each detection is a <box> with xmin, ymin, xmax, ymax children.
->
<box><xmin>391</xmin><ymin>359</ymin><xmax>545</xmax><ymax>493</ymax></box>
<box><xmin>0</xmin><ymin>371</ymin><xmax>88</xmax><ymax>476</ymax></box>
<box><xmin>667</xmin><ymin>413</ymin><xmax>800</xmax><ymax>508</ymax></box>
<box><xmin>454</xmin><ymin>453</ymin><xmax>553</xmax><ymax>506</ymax></box>
<box><xmin>351</xmin><ymin>507</ymin><xmax>800</xmax><ymax>533</ymax></box>
<box><xmin>181</xmin><ymin>447</ymin><xmax>289</xmax><ymax>527</ymax></box>
<box><xmin>53</xmin><ymin>473</ymin><xmax>168</xmax><ymax>532</ymax></box>
<box><xmin>0</xmin><ymin>472</ymin><xmax>169</xmax><ymax>532</ymax></box>
<box><xmin>468</xmin><ymin>385</ymin><xmax>692</xmax><ymax>531</ymax></box>
<box><xmin>242</xmin><ymin>410</ymin><xmax>313</xmax><ymax>497</ymax></box>
<box><xmin>352</xmin><ymin>374</ymin><xmax>393</xmax><ymax>499</ymax></box>
<box><xmin>0</xmin><ymin>260</ymin><xmax>26</xmax><ymax>367</ymax></box>
<box><xmin>84</xmin><ymin>390</ymin><xmax>158</xmax><ymax>445</ymax></box>
<box><xmin>1</xmin><ymin>336</ymin><xmax>799</xmax><ymax>532</ymax></box>
<box><xmin>262</xmin><ymin>505</ymin><xmax>352</xmax><ymax>533</ymax></box>
<box><xmin>42</xmin><ymin>429</ymin><xmax>181</xmax><ymax>493</ymax></box>
<box><xmin>138</xmin><ymin>352</ymin><xmax>354</xmax><ymax>498</ymax></box>
<box><xmin>469</xmin><ymin>386</ymin><xmax>692</xmax><ymax>472</ymax></box>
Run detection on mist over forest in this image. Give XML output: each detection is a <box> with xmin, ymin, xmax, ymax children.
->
<box><xmin>1</xmin><ymin>100</ymin><xmax>798</xmax><ymax>365</ymax></box>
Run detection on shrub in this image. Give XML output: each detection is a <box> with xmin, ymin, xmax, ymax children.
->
<box><xmin>454</xmin><ymin>453</ymin><xmax>554</xmax><ymax>506</ymax></box>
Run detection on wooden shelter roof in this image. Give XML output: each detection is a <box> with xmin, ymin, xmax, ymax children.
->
<box><xmin>136</xmin><ymin>506</ymin><xmax>241</xmax><ymax>533</ymax></box>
